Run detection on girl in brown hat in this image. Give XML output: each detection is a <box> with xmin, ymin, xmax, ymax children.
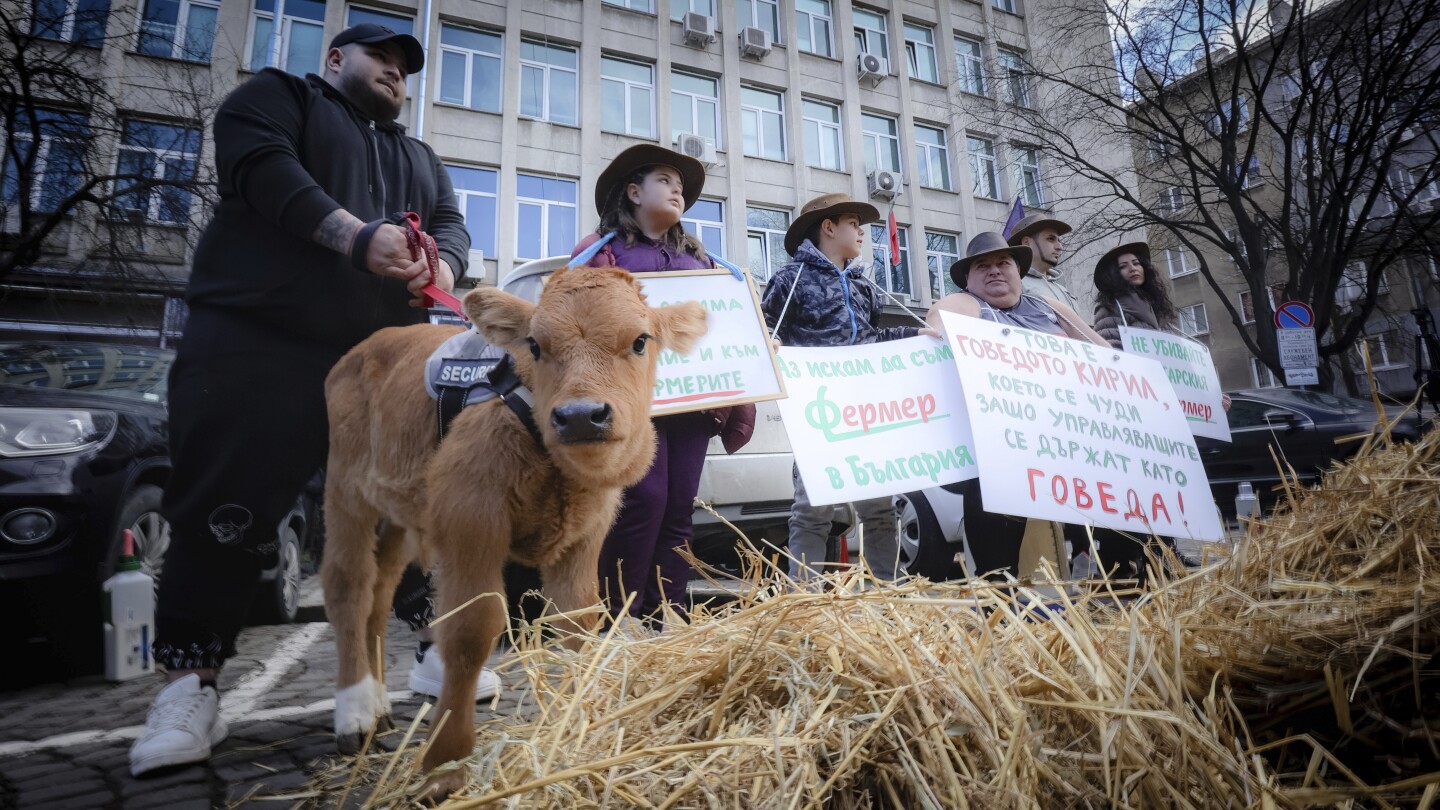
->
<box><xmin>1090</xmin><ymin>242</ymin><xmax>1179</xmax><ymax>350</ymax></box>
<box><xmin>570</xmin><ymin>144</ymin><xmax>750</xmax><ymax>626</ymax></box>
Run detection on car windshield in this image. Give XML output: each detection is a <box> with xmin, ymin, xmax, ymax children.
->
<box><xmin>0</xmin><ymin>343</ymin><xmax>173</xmax><ymax>402</ymax></box>
<box><xmin>1257</xmin><ymin>388</ymin><xmax>1368</xmax><ymax>414</ymax></box>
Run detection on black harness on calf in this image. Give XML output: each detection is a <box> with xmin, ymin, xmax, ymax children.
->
<box><xmin>432</xmin><ymin>353</ymin><xmax>543</xmax><ymax>447</ymax></box>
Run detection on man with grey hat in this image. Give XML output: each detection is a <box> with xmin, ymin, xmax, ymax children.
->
<box><xmin>128</xmin><ymin>24</ymin><xmax>477</xmax><ymax>776</ymax></box>
<box><xmin>1008</xmin><ymin>213</ymin><xmax>1082</xmax><ymax>313</ymax></box>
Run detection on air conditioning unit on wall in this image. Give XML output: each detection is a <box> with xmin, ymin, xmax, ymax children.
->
<box><xmin>675</xmin><ymin>133</ymin><xmax>717</xmax><ymax>168</ymax></box>
<box><xmin>682</xmin><ymin>12</ymin><xmax>716</xmax><ymax>46</ymax></box>
<box><xmin>857</xmin><ymin>52</ymin><xmax>888</xmax><ymax>85</ymax></box>
<box><xmin>868</xmin><ymin>169</ymin><xmax>901</xmax><ymax>199</ymax></box>
<box><xmin>739</xmin><ymin>26</ymin><xmax>772</xmax><ymax>59</ymax></box>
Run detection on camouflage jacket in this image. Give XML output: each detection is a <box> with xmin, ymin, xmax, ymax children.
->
<box><xmin>760</xmin><ymin>240</ymin><xmax>919</xmax><ymax>348</ymax></box>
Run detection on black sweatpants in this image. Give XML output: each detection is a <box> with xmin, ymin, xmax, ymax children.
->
<box><xmin>948</xmin><ymin>480</ymin><xmax>1029</xmax><ymax>580</ymax></box>
<box><xmin>153</xmin><ymin>308</ymin><xmax>432</xmax><ymax>670</ymax></box>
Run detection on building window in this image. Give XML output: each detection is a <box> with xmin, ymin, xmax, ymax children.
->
<box><xmin>802</xmin><ymin>99</ymin><xmax>843</xmax><ymax>171</ymax></box>
<box><xmin>438</xmin><ymin>25</ymin><xmax>502</xmax><ymax>113</ymax></box>
<box><xmin>796</xmin><ymin>0</ymin><xmax>833</xmax><ymax>58</ymax></box>
<box><xmin>1014</xmin><ymin>146</ymin><xmax>1043</xmax><ymax>207</ymax></box>
<box><xmin>852</xmin><ymin>7</ymin><xmax>888</xmax><ymax>62</ymax></box>
<box><xmin>998</xmin><ymin>49</ymin><xmax>1031</xmax><ymax>107</ymax></box>
<box><xmin>448</xmin><ymin>164</ymin><xmax>497</xmax><ymax>260</ymax></box>
<box><xmin>31</xmin><ymin>0</ymin><xmax>109</xmax><ymax>45</ymax></box>
<box><xmin>519</xmin><ymin>40</ymin><xmax>578</xmax><ymax>126</ymax></box>
<box><xmin>601</xmin><ymin>56</ymin><xmax>655</xmax><ymax>139</ymax></box>
<box><xmin>862</xmin><ymin>113</ymin><xmax>901</xmax><ymax>176</ymax></box>
<box><xmin>1163</xmin><ymin>246</ymin><xmax>1197</xmax><ymax>277</ymax></box>
<box><xmin>1146</xmin><ymin>135</ymin><xmax>1171</xmax><ymax>163</ymax></box>
<box><xmin>1251</xmin><ymin>358</ymin><xmax>1281</xmax><ymax>389</ymax></box>
<box><xmin>1355</xmin><ymin>332</ymin><xmax>1405</xmax><ymax>371</ymax></box>
<box><xmin>604</xmin><ymin>0</ymin><xmax>653</xmax><ymax>11</ymax></box>
<box><xmin>1159</xmin><ymin>185</ymin><xmax>1184</xmax><ymax>211</ymax></box>
<box><xmin>1237</xmin><ymin>156</ymin><xmax>1262</xmax><ymax>189</ymax></box>
<box><xmin>746</xmin><ymin>206</ymin><xmax>789</xmax><ymax>282</ymax></box>
<box><xmin>870</xmin><ymin>223</ymin><xmax>912</xmax><ymax>299</ymax></box>
<box><xmin>138</xmin><ymin>0</ymin><xmax>219</xmax><ymax>62</ymax></box>
<box><xmin>1338</xmin><ymin>261</ymin><xmax>1389</xmax><ymax>303</ymax></box>
<box><xmin>992</xmin><ymin>0</ymin><xmax>1019</xmax><ymax>13</ymax></box>
<box><xmin>1239</xmin><ymin>284</ymin><xmax>1283</xmax><ymax>324</ymax></box>
<box><xmin>967</xmin><ymin>135</ymin><xmax>999</xmax><ymax>199</ymax></box>
<box><xmin>954</xmin><ymin>37</ymin><xmax>987</xmax><ymax>96</ymax></box>
<box><xmin>681</xmin><ymin>199</ymin><xmax>725</xmax><ymax>256</ymax></box>
<box><xmin>739</xmin><ymin>0</ymin><xmax>780</xmax><ymax>43</ymax></box>
<box><xmin>347</xmin><ymin>5</ymin><xmax>412</xmax><ymax>32</ymax></box>
<box><xmin>247</xmin><ymin>0</ymin><xmax>325</xmax><ymax>75</ymax></box>
<box><xmin>669</xmin><ymin>0</ymin><xmax>713</xmax><ymax>21</ymax></box>
<box><xmin>1177</xmin><ymin>303</ymin><xmax>1209</xmax><ymax>337</ymax></box>
<box><xmin>1225</xmin><ymin>227</ymin><xmax>1250</xmax><ymax>263</ymax></box>
<box><xmin>0</xmin><ymin>109</ymin><xmax>87</xmax><ymax>213</ymax></box>
<box><xmin>515</xmin><ymin>174</ymin><xmax>577</xmax><ymax>261</ymax></box>
<box><xmin>672</xmin><ymin>71</ymin><xmax>721</xmax><ymax>148</ymax></box>
<box><xmin>1205</xmin><ymin>98</ymin><xmax>1249</xmax><ymax>136</ymax></box>
<box><xmin>926</xmin><ymin>230</ymin><xmax>961</xmax><ymax>300</ymax></box>
<box><xmin>112</xmin><ymin>120</ymin><xmax>201</xmax><ymax>225</ymax></box>
<box><xmin>740</xmin><ymin>87</ymin><xmax>786</xmax><ymax>161</ymax></box>
<box><xmin>914</xmin><ymin>124</ymin><xmax>951</xmax><ymax>190</ymax></box>
<box><xmin>904</xmin><ymin>23</ymin><xmax>938</xmax><ymax>83</ymax></box>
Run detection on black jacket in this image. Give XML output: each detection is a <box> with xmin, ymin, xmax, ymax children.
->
<box><xmin>760</xmin><ymin>240</ymin><xmax>918</xmax><ymax>348</ymax></box>
<box><xmin>187</xmin><ymin>69</ymin><xmax>469</xmax><ymax>350</ymax></box>
<box><xmin>1093</xmin><ymin>291</ymin><xmax>1172</xmax><ymax>350</ymax></box>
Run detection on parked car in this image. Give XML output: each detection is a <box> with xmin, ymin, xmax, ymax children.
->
<box><xmin>1197</xmin><ymin>387</ymin><xmax>1430</xmax><ymax>519</ymax></box>
<box><xmin>0</xmin><ymin>341</ymin><xmax>311</xmax><ymax>680</ymax></box>
<box><xmin>494</xmin><ymin>260</ymin><xmax>849</xmax><ymax>583</ymax></box>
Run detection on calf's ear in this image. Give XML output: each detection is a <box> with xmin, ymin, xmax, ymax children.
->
<box><xmin>649</xmin><ymin>301</ymin><xmax>708</xmax><ymax>357</ymax></box>
<box><xmin>463</xmin><ymin>287</ymin><xmax>536</xmax><ymax>349</ymax></box>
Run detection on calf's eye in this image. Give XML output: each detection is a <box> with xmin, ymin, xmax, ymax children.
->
<box><xmin>632</xmin><ymin>334</ymin><xmax>652</xmax><ymax>356</ymax></box>
<box><xmin>527</xmin><ymin>337</ymin><xmax>542</xmax><ymax>360</ymax></box>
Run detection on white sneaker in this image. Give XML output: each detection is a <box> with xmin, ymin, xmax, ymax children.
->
<box><xmin>129</xmin><ymin>674</ymin><xmax>228</xmax><ymax>777</ymax></box>
<box><xmin>407</xmin><ymin>644</ymin><xmax>501</xmax><ymax>702</ymax></box>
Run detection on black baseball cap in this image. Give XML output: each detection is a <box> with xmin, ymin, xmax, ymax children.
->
<box><xmin>329</xmin><ymin>23</ymin><xmax>425</xmax><ymax>74</ymax></box>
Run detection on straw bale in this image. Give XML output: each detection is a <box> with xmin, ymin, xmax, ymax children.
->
<box><xmin>302</xmin><ymin>419</ymin><xmax>1440</xmax><ymax>809</ymax></box>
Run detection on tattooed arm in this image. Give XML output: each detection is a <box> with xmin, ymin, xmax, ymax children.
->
<box><xmin>312</xmin><ymin>209</ymin><xmax>412</xmax><ymax>278</ymax></box>
<box><xmin>311</xmin><ymin>209</ymin><xmax>364</xmax><ymax>255</ymax></box>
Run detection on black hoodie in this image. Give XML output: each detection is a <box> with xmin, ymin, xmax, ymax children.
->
<box><xmin>186</xmin><ymin>68</ymin><xmax>470</xmax><ymax>351</ymax></box>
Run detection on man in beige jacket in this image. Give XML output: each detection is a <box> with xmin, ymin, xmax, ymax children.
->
<box><xmin>1009</xmin><ymin>213</ymin><xmax>1080</xmax><ymax>313</ymax></box>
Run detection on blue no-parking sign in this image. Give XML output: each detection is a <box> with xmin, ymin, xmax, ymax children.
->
<box><xmin>1274</xmin><ymin>300</ymin><xmax>1314</xmax><ymax>329</ymax></box>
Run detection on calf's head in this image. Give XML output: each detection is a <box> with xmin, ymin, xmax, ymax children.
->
<box><xmin>462</xmin><ymin>267</ymin><xmax>708</xmax><ymax>486</ymax></box>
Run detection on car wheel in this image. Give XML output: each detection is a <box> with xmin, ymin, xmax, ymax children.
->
<box><xmin>115</xmin><ymin>483</ymin><xmax>170</xmax><ymax>589</ymax></box>
<box><xmin>254</xmin><ymin>522</ymin><xmax>302</xmax><ymax>624</ymax></box>
<box><xmin>896</xmin><ymin>492</ymin><xmax>964</xmax><ymax>581</ymax></box>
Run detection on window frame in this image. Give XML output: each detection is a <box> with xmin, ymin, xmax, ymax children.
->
<box><xmin>862</xmin><ymin>112</ymin><xmax>901</xmax><ymax>176</ymax></box>
<box><xmin>1251</xmin><ymin>358</ymin><xmax>1282</xmax><ymax>389</ymax></box>
<box><xmin>967</xmin><ymin>135</ymin><xmax>1000</xmax><ymax>200</ymax></box>
<box><xmin>669</xmin><ymin>0</ymin><xmax>713</xmax><ymax>22</ymax></box>
<box><xmin>1177</xmin><ymin>303</ymin><xmax>1209</xmax><ymax>338</ymax></box>
<box><xmin>671</xmin><ymin>70</ymin><xmax>722</xmax><ymax>149</ymax></box>
<box><xmin>991</xmin><ymin>0</ymin><xmax>1019</xmax><ymax>14</ymax></box>
<box><xmin>738</xmin><ymin>0</ymin><xmax>781</xmax><ymax>44</ymax></box>
<box><xmin>870</xmin><ymin>222</ymin><xmax>913</xmax><ymax>300</ymax></box>
<box><xmin>681</xmin><ymin>198</ymin><xmax>726</xmax><ymax>257</ymax></box>
<box><xmin>437</xmin><ymin>24</ymin><xmax>503</xmax><ymax>113</ymax></box>
<box><xmin>903</xmin><ymin>22</ymin><xmax>939</xmax><ymax>83</ymax></box>
<box><xmin>600</xmin><ymin>55</ymin><xmax>656</xmax><ymax>139</ymax></box>
<box><xmin>1014</xmin><ymin>145</ymin><xmax>1043</xmax><ymax>206</ymax></box>
<box><xmin>954</xmin><ymin>36</ymin><xmax>987</xmax><ymax>96</ymax></box>
<box><xmin>795</xmin><ymin>0</ymin><xmax>834</xmax><ymax>58</ymax></box>
<box><xmin>31</xmin><ymin>0</ymin><xmax>109</xmax><ymax>45</ymax></box>
<box><xmin>1159</xmin><ymin>185</ymin><xmax>1184</xmax><ymax>211</ymax></box>
<box><xmin>514</xmin><ymin>173</ymin><xmax>578</xmax><ymax>262</ymax></box>
<box><xmin>925</xmin><ymin>229</ymin><xmax>961</xmax><ymax>301</ymax></box>
<box><xmin>138</xmin><ymin>0</ymin><xmax>220</xmax><ymax>62</ymax></box>
<box><xmin>1164</xmin><ymin>245</ymin><xmax>1197</xmax><ymax>278</ymax></box>
<box><xmin>518</xmin><ymin>39</ymin><xmax>580</xmax><ymax>126</ymax></box>
<box><xmin>801</xmin><ymin>98</ymin><xmax>844</xmax><ymax>171</ymax></box>
<box><xmin>740</xmin><ymin>86</ymin><xmax>787</xmax><ymax>161</ymax></box>
<box><xmin>1</xmin><ymin>109</ymin><xmax>89</xmax><ymax>214</ymax></box>
<box><xmin>852</xmin><ymin>6</ymin><xmax>889</xmax><ymax>62</ymax></box>
<box><xmin>112</xmin><ymin>119</ymin><xmax>202</xmax><ymax>225</ymax></box>
<box><xmin>446</xmin><ymin>163</ymin><xmax>498</xmax><ymax>261</ymax></box>
<box><xmin>997</xmin><ymin>48</ymin><xmax>1031</xmax><ymax>107</ymax></box>
<box><xmin>604</xmin><ymin>0</ymin><xmax>654</xmax><ymax>12</ymax></box>
<box><xmin>246</xmin><ymin>0</ymin><xmax>326</xmax><ymax>75</ymax></box>
<box><xmin>914</xmin><ymin>123</ymin><xmax>951</xmax><ymax>191</ymax></box>
<box><xmin>745</xmin><ymin>205</ymin><xmax>790</xmax><ymax>283</ymax></box>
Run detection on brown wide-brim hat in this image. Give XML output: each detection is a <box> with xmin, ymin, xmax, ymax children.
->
<box><xmin>1093</xmin><ymin>241</ymin><xmax>1152</xmax><ymax>286</ymax></box>
<box><xmin>784</xmin><ymin>193</ymin><xmax>881</xmax><ymax>256</ymax></box>
<box><xmin>594</xmin><ymin>144</ymin><xmax>707</xmax><ymax>215</ymax></box>
<box><xmin>1006</xmin><ymin>213</ymin><xmax>1073</xmax><ymax>246</ymax></box>
<box><xmin>949</xmin><ymin>231</ymin><xmax>1033</xmax><ymax>287</ymax></box>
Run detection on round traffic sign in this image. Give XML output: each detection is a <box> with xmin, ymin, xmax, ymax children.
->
<box><xmin>1274</xmin><ymin>300</ymin><xmax>1314</xmax><ymax>329</ymax></box>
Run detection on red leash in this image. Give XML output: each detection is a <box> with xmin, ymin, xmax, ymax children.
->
<box><xmin>399</xmin><ymin>212</ymin><xmax>467</xmax><ymax>319</ymax></box>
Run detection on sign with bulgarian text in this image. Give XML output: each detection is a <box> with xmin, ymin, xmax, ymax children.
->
<box><xmin>774</xmin><ymin>337</ymin><xmax>978</xmax><ymax>507</ymax></box>
<box><xmin>636</xmin><ymin>269</ymin><xmax>787</xmax><ymax>416</ymax></box>
<box><xmin>1118</xmin><ymin>326</ymin><xmax>1231</xmax><ymax>442</ymax></box>
<box><xmin>938</xmin><ymin>311</ymin><xmax>1223</xmax><ymax>541</ymax></box>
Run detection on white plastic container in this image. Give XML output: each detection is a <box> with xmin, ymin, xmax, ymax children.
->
<box><xmin>1234</xmin><ymin>481</ymin><xmax>1260</xmax><ymax>524</ymax></box>
<box><xmin>103</xmin><ymin>529</ymin><xmax>155</xmax><ymax>682</ymax></box>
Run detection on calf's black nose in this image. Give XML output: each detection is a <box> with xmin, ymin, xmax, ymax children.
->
<box><xmin>551</xmin><ymin>400</ymin><xmax>613</xmax><ymax>443</ymax></box>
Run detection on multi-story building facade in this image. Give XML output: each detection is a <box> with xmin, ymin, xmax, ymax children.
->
<box><xmin>2</xmin><ymin>0</ymin><xmax>1129</xmax><ymax>343</ymax></box>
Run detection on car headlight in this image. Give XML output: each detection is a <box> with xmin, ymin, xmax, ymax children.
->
<box><xmin>0</xmin><ymin>408</ymin><xmax>118</xmax><ymax>457</ymax></box>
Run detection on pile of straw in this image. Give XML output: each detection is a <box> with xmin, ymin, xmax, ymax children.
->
<box><xmin>306</xmin><ymin>420</ymin><xmax>1440</xmax><ymax>809</ymax></box>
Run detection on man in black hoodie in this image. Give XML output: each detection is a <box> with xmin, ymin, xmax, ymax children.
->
<box><xmin>129</xmin><ymin>25</ymin><xmax>475</xmax><ymax>777</ymax></box>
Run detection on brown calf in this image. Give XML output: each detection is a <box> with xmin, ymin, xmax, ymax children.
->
<box><xmin>320</xmin><ymin>267</ymin><xmax>706</xmax><ymax>796</ymax></box>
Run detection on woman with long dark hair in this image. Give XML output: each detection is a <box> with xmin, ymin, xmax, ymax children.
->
<box><xmin>1091</xmin><ymin>242</ymin><xmax>1178</xmax><ymax>349</ymax></box>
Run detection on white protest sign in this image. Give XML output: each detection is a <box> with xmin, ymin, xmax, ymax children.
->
<box><xmin>939</xmin><ymin>311</ymin><xmax>1223</xmax><ymax>541</ymax></box>
<box><xmin>636</xmin><ymin>269</ymin><xmax>786</xmax><ymax>416</ymax></box>
<box><xmin>774</xmin><ymin>337</ymin><xmax>978</xmax><ymax>507</ymax></box>
<box><xmin>1118</xmin><ymin>326</ymin><xmax>1231</xmax><ymax>442</ymax></box>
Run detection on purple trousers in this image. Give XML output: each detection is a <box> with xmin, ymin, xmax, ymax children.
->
<box><xmin>598</xmin><ymin>411</ymin><xmax>711</xmax><ymax>620</ymax></box>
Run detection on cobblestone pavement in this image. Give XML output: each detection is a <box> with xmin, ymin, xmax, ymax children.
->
<box><xmin>0</xmin><ymin>581</ymin><xmax>529</xmax><ymax>810</ymax></box>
